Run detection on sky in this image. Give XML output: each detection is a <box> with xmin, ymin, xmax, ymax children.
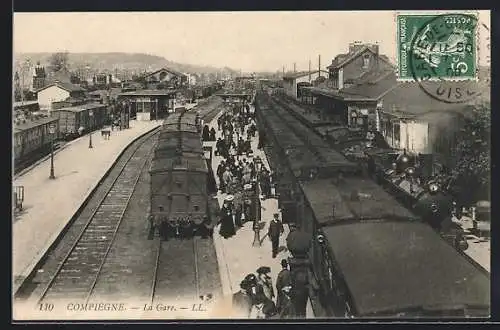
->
<box><xmin>13</xmin><ymin>11</ymin><xmax>491</xmax><ymax>73</ymax></box>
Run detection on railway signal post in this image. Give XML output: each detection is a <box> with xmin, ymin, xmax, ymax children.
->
<box><xmin>88</xmin><ymin>110</ymin><xmax>94</xmax><ymax>149</ymax></box>
<box><xmin>49</xmin><ymin>123</ymin><xmax>56</xmax><ymax>179</ymax></box>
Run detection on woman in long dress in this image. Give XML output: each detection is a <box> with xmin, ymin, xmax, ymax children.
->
<box><xmin>219</xmin><ymin>200</ymin><xmax>236</xmax><ymax>239</ymax></box>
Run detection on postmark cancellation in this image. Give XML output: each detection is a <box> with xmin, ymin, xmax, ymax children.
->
<box><xmin>397</xmin><ymin>12</ymin><xmax>479</xmax><ymax>82</ymax></box>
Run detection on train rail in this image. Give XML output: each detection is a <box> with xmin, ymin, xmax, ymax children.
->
<box><xmin>35</xmin><ymin>131</ymin><xmax>155</xmax><ymax>305</ymax></box>
<box><xmin>15</xmin><ymin>100</ymin><xmax>223</xmax><ymax>316</ymax></box>
<box><xmin>259</xmin><ymin>94</ymin><xmax>351</xmax><ymax>170</ymax></box>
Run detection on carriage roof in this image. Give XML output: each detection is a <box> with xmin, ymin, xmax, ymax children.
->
<box><xmin>301</xmin><ymin>177</ymin><xmax>418</xmax><ymax>225</ymax></box>
<box><xmin>161</xmin><ymin>122</ymin><xmax>199</xmax><ymax>134</ymax></box>
<box><xmin>322</xmin><ymin>221</ymin><xmax>490</xmax><ymax>316</ymax></box>
<box><xmin>150</xmin><ymin>156</ymin><xmax>208</xmax><ymax>173</ymax></box>
<box><xmin>163</xmin><ymin>112</ymin><xmax>198</xmax><ymax>125</ymax></box>
<box><xmin>155</xmin><ymin>132</ymin><xmax>203</xmax><ymax>154</ymax></box>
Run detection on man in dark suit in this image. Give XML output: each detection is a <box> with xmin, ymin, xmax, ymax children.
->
<box><xmin>268</xmin><ymin>213</ymin><xmax>284</xmax><ymax>258</ymax></box>
<box><xmin>275</xmin><ymin>259</ymin><xmax>292</xmax><ymax>312</ymax></box>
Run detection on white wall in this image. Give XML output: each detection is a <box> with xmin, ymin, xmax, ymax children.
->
<box><xmin>285</xmin><ymin>71</ymin><xmax>328</xmax><ymax>99</ymax></box>
<box><xmin>399</xmin><ymin>120</ymin><xmax>429</xmax><ymax>154</ymax></box>
<box><xmin>37</xmin><ymin>86</ymin><xmax>70</xmax><ymax>111</ymax></box>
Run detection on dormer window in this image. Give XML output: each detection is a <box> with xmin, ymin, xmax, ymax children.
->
<box><xmin>362</xmin><ymin>54</ymin><xmax>370</xmax><ymax>69</ymax></box>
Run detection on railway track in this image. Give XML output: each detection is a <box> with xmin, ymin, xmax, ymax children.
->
<box><xmin>258</xmin><ymin>94</ymin><xmax>347</xmax><ymax>168</ymax></box>
<box><xmin>35</xmin><ymin>131</ymin><xmax>155</xmax><ymax>305</ymax></box>
<box><xmin>15</xmin><ymin>103</ymin><xmax>223</xmax><ymax>316</ymax></box>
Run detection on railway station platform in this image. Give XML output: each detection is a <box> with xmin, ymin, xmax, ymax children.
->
<box><xmin>453</xmin><ymin>216</ymin><xmax>490</xmax><ymax>272</ymax></box>
<box><xmin>12</xmin><ymin>120</ymin><xmax>162</xmax><ymax>294</ymax></box>
<box><xmin>206</xmin><ymin>108</ymin><xmax>315</xmax><ymax>318</ymax></box>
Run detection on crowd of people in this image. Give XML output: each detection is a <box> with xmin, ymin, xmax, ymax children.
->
<box><xmin>213</xmin><ymin>102</ymin><xmax>274</xmax><ymax>239</ymax></box>
<box><xmin>208</xmin><ymin>100</ymin><xmax>305</xmax><ymax>319</ymax></box>
<box><xmin>232</xmin><ymin>259</ymin><xmax>295</xmax><ymax>318</ymax></box>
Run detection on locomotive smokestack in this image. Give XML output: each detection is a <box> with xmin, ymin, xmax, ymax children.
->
<box><xmin>418</xmin><ymin>153</ymin><xmax>434</xmax><ymax>182</ymax></box>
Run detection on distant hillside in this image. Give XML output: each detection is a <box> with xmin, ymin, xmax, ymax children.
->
<box><xmin>13</xmin><ymin>52</ymin><xmax>240</xmax><ymax>76</ymax></box>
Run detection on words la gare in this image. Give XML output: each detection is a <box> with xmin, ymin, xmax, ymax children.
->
<box><xmin>142</xmin><ymin>303</ymin><xmax>207</xmax><ymax>312</ymax></box>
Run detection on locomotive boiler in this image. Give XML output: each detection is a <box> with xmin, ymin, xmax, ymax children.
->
<box><xmin>369</xmin><ymin>150</ymin><xmax>457</xmax><ymax>230</ymax></box>
<box><xmin>148</xmin><ymin>110</ymin><xmax>218</xmax><ymax>240</ymax></box>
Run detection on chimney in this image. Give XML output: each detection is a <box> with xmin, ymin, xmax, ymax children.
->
<box><xmin>294</xmin><ymin>63</ymin><xmax>296</xmax><ymax>73</ymax></box>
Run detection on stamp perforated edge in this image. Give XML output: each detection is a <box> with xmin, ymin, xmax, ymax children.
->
<box><xmin>394</xmin><ymin>10</ymin><xmax>480</xmax><ymax>82</ymax></box>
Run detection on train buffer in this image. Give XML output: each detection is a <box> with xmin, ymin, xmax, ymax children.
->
<box><xmin>13</xmin><ymin>186</ymin><xmax>24</xmax><ymax>212</ymax></box>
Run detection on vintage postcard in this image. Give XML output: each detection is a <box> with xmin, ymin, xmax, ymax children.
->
<box><xmin>12</xmin><ymin>10</ymin><xmax>491</xmax><ymax>321</ymax></box>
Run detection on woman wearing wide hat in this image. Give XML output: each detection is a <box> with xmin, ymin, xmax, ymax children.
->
<box><xmin>219</xmin><ymin>195</ymin><xmax>236</xmax><ymax>238</ymax></box>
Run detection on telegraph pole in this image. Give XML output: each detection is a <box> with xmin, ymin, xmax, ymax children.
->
<box><xmin>309</xmin><ymin>59</ymin><xmax>311</xmax><ymax>81</ymax></box>
<box><xmin>318</xmin><ymin>54</ymin><xmax>321</xmax><ymax>77</ymax></box>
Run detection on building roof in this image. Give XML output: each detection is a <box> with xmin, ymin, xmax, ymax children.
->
<box><xmin>338</xmin><ymin>70</ymin><xmax>398</xmax><ymax>101</ymax></box>
<box><xmin>13</xmin><ymin>116</ymin><xmax>58</xmax><ymax>132</ymax></box>
<box><xmin>37</xmin><ymin>81</ymin><xmax>86</xmax><ymax>93</ymax></box>
<box><xmin>380</xmin><ymin>82</ymin><xmax>478</xmax><ymax>119</ymax></box>
<box><xmin>13</xmin><ymin>101</ymin><xmax>39</xmax><ymax>109</ymax></box>
<box><xmin>322</xmin><ymin>221</ymin><xmax>490</xmax><ymax>316</ymax></box>
<box><xmin>327</xmin><ymin>46</ymin><xmax>392</xmax><ymax>70</ymax></box>
<box><xmin>283</xmin><ymin>70</ymin><xmax>329</xmax><ymax>80</ymax></box>
<box><xmin>46</xmin><ymin>68</ymin><xmax>73</xmax><ymax>84</ymax></box>
<box><xmin>143</xmin><ymin>67</ymin><xmax>187</xmax><ymax>79</ymax></box>
<box><xmin>119</xmin><ymin>89</ymin><xmax>177</xmax><ymax>97</ymax></box>
<box><xmin>51</xmin><ymin>103</ymin><xmax>107</xmax><ymax>113</ymax></box>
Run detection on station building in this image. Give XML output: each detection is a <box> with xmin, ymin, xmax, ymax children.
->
<box><xmin>141</xmin><ymin>67</ymin><xmax>189</xmax><ymax>89</ymax></box>
<box><xmin>118</xmin><ymin>89</ymin><xmax>178</xmax><ymax>121</ymax></box>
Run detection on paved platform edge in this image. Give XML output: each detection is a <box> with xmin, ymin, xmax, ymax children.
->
<box><xmin>14</xmin><ymin>129</ymin><xmax>107</xmax><ymax>180</ymax></box>
<box><xmin>13</xmin><ymin>124</ymin><xmax>161</xmax><ymax>295</ymax></box>
<box><xmin>202</xmin><ymin>110</ymin><xmax>234</xmax><ymax>300</ymax></box>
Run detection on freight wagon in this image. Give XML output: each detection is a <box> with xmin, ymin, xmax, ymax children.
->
<box><xmin>13</xmin><ymin>116</ymin><xmax>59</xmax><ymax>166</ymax></box>
<box><xmin>51</xmin><ymin>103</ymin><xmax>108</xmax><ymax>140</ymax></box>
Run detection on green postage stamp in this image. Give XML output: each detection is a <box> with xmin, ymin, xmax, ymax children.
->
<box><xmin>397</xmin><ymin>12</ymin><xmax>478</xmax><ymax>81</ymax></box>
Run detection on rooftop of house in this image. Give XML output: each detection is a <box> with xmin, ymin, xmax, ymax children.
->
<box><xmin>305</xmin><ymin>68</ymin><xmax>398</xmax><ymax>101</ymax></box>
<box><xmin>37</xmin><ymin>81</ymin><xmax>86</xmax><ymax>93</ymax></box>
<box><xmin>327</xmin><ymin>45</ymin><xmax>392</xmax><ymax>70</ymax></box>
<box><xmin>379</xmin><ymin>81</ymin><xmax>481</xmax><ymax>119</ymax></box>
<box><xmin>143</xmin><ymin>67</ymin><xmax>187</xmax><ymax>79</ymax></box>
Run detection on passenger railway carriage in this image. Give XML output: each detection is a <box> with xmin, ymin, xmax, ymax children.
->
<box><xmin>255</xmin><ymin>91</ymin><xmax>490</xmax><ymax>318</ymax></box>
<box><xmin>149</xmin><ymin>110</ymin><xmax>218</xmax><ymax>239</ymax></box>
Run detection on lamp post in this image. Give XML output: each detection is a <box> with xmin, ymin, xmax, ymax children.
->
<box><xmin>88</xmin><ymin>110</ymin><xmax>94</xmax><ymax>148</ymax></box>
<box><xmin>49</xmin><ymin>123</ymin><xmax>56</xmax><ymax>179</ymax></box>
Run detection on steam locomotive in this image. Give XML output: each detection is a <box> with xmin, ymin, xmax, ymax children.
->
<box><xmin>367</xmin><ymin>149</ymin><xmax>468</xmax><ymax>250</ymax></box>
<box><xmin>148</xmin><ymin>110</ymin><xmax>218</xmax><ymax>239</ymax></box>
